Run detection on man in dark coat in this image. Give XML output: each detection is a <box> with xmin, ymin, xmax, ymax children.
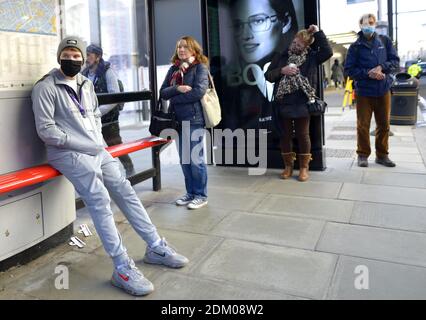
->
<box><xmin>345</xmin><ymin>13</ymin><xmax>400</xmax><ymax>168</ymax></box>
<box><xmin>82</xmin><ymin>44</ymin><xmax>135</xmax><ymax>177</ymax></box>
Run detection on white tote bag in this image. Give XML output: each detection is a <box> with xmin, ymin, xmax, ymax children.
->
<box><xmin>201</xmin><ymin>73</ymin><xmax>222</xmax><ymax>128</ymax></box>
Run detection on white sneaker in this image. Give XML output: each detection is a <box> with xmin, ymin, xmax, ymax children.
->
<box><xmin>111</xmin><ymin>259</ymin><xmax>154</xmax><ymax>296</ymax></box>
<box><xmin>143</xmin><ymin>238</ymin><xmax>189</xmax><ymax>268</ymax></box>
<box><xmin>187</xmin><ymin>198</ymin><xmax>208</xmax><ymax>210</ymax></box>
<box><xmin>176</xmin><ymin>194</ymin><xmax>194</xmax><ymax>206</ymax></box>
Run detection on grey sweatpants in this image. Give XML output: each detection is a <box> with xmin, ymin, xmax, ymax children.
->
<box><xmin>49</xmin><ymin>149</ymin><xmax>160</xmax><ymax>267</ymax></box>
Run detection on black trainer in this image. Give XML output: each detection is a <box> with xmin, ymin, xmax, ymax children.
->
<box><xmin>375</xmin><ymin>156</ymin><xmax>396</xmax><ymax>167</ymax></box>
<box><xmin>358</xmin><ymin>156</ymin><xmax>369</xmax><ymax>167</ymax></box>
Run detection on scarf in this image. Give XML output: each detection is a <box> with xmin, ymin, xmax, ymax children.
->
<box><xmin>275</xmin><ymin>49</ymin><xmax>316</xmax><ymax>102</ymax></box>
<box><xmin>170</xmin><ymin>56</ymin><xmax>198</xmax><ymax>86</ymax></box>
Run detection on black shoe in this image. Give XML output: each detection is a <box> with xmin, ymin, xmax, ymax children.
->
<box><xmin>358</xmin><ymin>156</ymin><xmax>369</xmax><ymax>168</ymax></box>
<box><xmin>375</xmin><ymin>156</ymin><xmax>396</xmax><ymax>167</ymax></box>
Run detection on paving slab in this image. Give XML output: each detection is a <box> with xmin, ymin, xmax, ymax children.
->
<box><xmin>93</xmin><ymin>227</ymin><xmax>223</xmax><ymax>275</ymax></box>
<box><xmin>196</xmin><ymin>239</ymin><xmax>337</xmax><ymax>300</ymax></box>
<box><xmin>146</xmin><ymin>272</ymin><xmax>303</xmax><ymax>300</ymax></box>
<box><xmin>387</xmin><ymin>147</ymin><xmax>422</xmax><ymax>154</ymax></box>
<box><xmin>339</xmin><ymin>183</ymin><xmax>426</xmax><ymax>207</ymax></box>
<box><xmin>254</xmin><ymin>194</ymin><xmax>354</xmax><ymax>223</ymax></box>
<box><xmin>386</xmin><ymin>154</ymin><xmax>424</xmax><ymax>163</ymax></box>
<box><xmin>134</xmin><ymin>186</ymin><xmax>185</xmax><ymax>205</ymax></box>
<box><xmin>308</xmin><ymin>168</ymin><xmax>363</xmax><ymax>184</ymax></box>
<box><xmin>206</xmin><ymin>189</ymin><xmax>268</xmax><ymax>212</ymax></box>
<box><xmin>324</xmin><ymin>141</ymin><xmax>358</xmax><ymax>150</ymax></box>
<box><xmin>19</xmin><ymin>254</ymin><xmax>161</xmax><ymax>300</ymax></box>
<box><xmin>400</xmin><ymin>137</ymin><xmax>416</xmax><ymax>142</ymax></box>
<box><xmin>327</xmin><ymin>256</ymin><xmax>426</xmax><ymax>300</ymax></box>
<box><xmin>351</xmin><ymin>202</ymin><xmax>426</xmax><ymax>233</ymax></box>
<box><xmin>140</xmin><ymin>203</ymin><xmax>231</xmax><ymax>234</ymax></box>
<box><xmin>207</xmin><ymin>174</ymin><xmax>269</xmax><ymax>192</ymax></box>
<box><xmin>256</xmin><ymin>179</ymin><xmax>343</xmax><ymax>199</ymax></box>
<box><xmin>351</xmin><ymin>161</ymin><xmax>426</xmax><ymax>174</ymax></box>
<box><xmin>414</xmin><ymin>126</ymin><xmax>426</xmax><ymax>169</ymax></box>
<box><xmin>0</xmin><ymin>250</ymin><xmax>115</xmax><ymax>300</ymax></box>
<box><xmin>0</xmin><ymin>245</ymin><xmax>85</xmax><ymax>289</ymax></box>
<box><xmin>0</xmin><ymin>290</ymin><xmax>35</xmax><ymax>300</ymax></box>
<box><xmin>8</xmin><ymin>227</ymin><xmax>223</xmax><ymax>300</ymax></box>
<box><xmin>361</xmin><ymin>171</ymin><xmax>426</xmax><ymax>189</ymax></box>
<box><xmin>387</xmin><ymin>141</ymin><xmax>420</xmax><ymax>148</ymax></box>
<box><xmin>317</xmin><ymin>223</ymin><xmax>426</xmax><ymax>267</ymax></box>
<box><xmin>391</xmin><ymin>126</ymin><xmax>416</xmax><ymax>134</ymax></box>
<box><xmin>324</xmin><ymin>158</ymin><xmax>355</xmax><ymax>170</ymax></box>
<box><xmin>210</xmin><ymin>212</ymin><xmax>325</xmax><ymax>250</ymax></box>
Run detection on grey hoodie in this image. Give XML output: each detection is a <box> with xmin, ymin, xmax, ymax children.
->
<box><xmin>32</xmin><ymin>68</ymin><xmax>106</xmax><ymax>159</ymax></box>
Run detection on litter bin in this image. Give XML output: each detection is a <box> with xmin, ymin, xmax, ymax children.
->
<box><xmin>390</xmin><ymin>73</ymin><xmax>419</xmax><ymax>125</ymax></box>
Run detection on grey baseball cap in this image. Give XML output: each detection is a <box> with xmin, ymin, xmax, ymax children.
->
<box><xmin>57</xmin><ymin>36</ymin><xmax>87</xmax><ymax>63</ymax></box>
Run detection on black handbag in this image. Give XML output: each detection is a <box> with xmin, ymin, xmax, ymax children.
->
<box><xmin>307</xmin><ymin>98</ymin><xmax>328</xmax><ymax>116</ymax></box>
<box><xmin>149</xmin><ymin>100</ymin><xmax>178</xmax><ymax>137</ymax></box>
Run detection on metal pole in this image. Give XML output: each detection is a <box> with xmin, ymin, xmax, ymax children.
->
<box><xmin>395</xmin><ymin>0</ymin><xmax>399</xmax><ymax>51</ymax></box>
<box><xmin>387</xmin><ymin>0</ymin><xmax>394</xmax><ymax>41</ymax></box>
<box><xmin>152</xmin><ymin>146</ymin><xmax>162</xmax><ymax>191</ymax></box>
<box><xmin>58</xmin><ymin>0</ymin><xmax>65</xmax><ymax>39</ymax></box>
<box><xmin>97</xmin><ymin>0</ymin><xmax>102</xmax><ymax>47</ymax></box>
<box><xmin>200</xmin><ymin>0</ymin><xmax>214</xmax><ymax>166</ymax></box>
<box><xmin>147</xmin><ymin>0</ymin><xmax>158</xmax><ymax>107</ymax></box>
<box><xmin>200</xmin><ymin>0</ymin><xmax>210</xmax><ymax>58</ymax></box>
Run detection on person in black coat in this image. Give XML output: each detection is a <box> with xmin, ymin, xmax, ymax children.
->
<box><xmin>265</xmin><ymin>25</ymin><xmax>332</xmax><ymax>182</ymax></box>
<box><xmin>345</xmin><ymin>13</ymin><xmax>399</xmax><ymax>168</ymax></box>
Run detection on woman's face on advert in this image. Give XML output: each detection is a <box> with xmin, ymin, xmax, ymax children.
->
<box><xmin>177</xmin><ymin>40</ymin><xmax>194</xmax><ymax>61</ymax></box>
<box><xmin>232</xmin><ymin>0</ymin><xmax>282</xmax><ymax>64</ymax></box>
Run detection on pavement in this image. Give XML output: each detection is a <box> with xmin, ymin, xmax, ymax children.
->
<box><xmin>2</xmin><ymin>86</ymin><xmax>426</xmax><ymax>300</ymax></box>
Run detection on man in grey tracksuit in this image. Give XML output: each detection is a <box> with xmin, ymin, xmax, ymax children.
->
<box><xmin>31</xmin><ymin>36</ymin><xmax>188</xmax><ymax>297</ymax></box>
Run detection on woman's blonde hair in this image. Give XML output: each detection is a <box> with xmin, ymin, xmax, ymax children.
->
<box><xmin>171</xmin><ymin>36</ymin><xmax>209</xmax><ymax>65</ymax></box>
<box><xmin>295</xmin><ymin>30</ymin><xmax>315</xmax><ymax>47</ymax></box>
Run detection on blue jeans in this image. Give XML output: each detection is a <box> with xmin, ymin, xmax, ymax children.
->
<box><xmin>178</xmin><ymin>122</ymin><xmax>208</xmax><ymax>200</ymax></box>
<box><xmin>48</xmin><ymin>150</ymin><xmax>160</xmax><ymax>268</ymax></box>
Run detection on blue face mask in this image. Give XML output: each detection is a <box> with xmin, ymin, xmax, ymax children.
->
<box><xmin>362</xmin><ymin>26</ymin><xmax>376</xmax><ymax>36</ymax></box>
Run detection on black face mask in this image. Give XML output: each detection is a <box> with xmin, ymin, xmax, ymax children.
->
<box><xmin>60</xmin><ymin>59</ymin><xmax>82</xmax><ymax>77</ymax></box>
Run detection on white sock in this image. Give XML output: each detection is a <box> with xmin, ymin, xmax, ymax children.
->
<box><xmin>150</xmin><ymin>238</ymin><xmax>162</xmax><ymax>249</ymax></box>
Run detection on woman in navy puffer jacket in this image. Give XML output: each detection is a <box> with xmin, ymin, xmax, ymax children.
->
<box><xmin>160</xmin><ymin>36</ymin><xmax>210</xmax><ymax>210</ymax></box>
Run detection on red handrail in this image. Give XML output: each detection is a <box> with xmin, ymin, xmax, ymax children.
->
<box><xmin>106</xmin><ymin>136</ymin><xmax>168</xmax><ymax>158</ymax></box>
<box><xmin>0</xmin><ymin>136</ymin><xmax>169</xmax><ymax>195</ymax></box>
<box><xmin>0</xmin><ymin>165</ymin><xmax>61</xmax><ymax>194</ymax></box>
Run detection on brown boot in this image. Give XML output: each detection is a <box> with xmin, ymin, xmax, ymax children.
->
<box><xmin>298</xmin><ymin>153</ymin><xmax>313</xmax><ymax>182</ymax></box>
<box><xmin>281</xmin><ymin>152</ymin><xmax>296</xmax><ymax>179</ymax></box>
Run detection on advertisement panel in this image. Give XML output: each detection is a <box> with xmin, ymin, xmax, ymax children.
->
<box><xmin>208</xmin><ymin>0</ymin><xmax>325</xmax><ymax>169</ymax></box>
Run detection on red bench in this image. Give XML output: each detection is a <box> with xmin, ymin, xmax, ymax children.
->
<box><xmin>0</xmin><ymin>136</ymin><xmax>169</xmax><ymax>196</ymax></box>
